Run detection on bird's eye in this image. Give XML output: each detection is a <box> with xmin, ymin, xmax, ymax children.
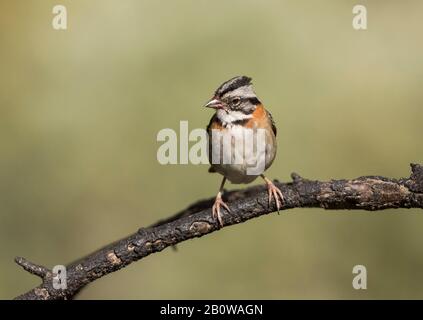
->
<box><xmin>231</xmin><ymin>97</ymin><xmax>241</xmax><ymax>105</ymax></box>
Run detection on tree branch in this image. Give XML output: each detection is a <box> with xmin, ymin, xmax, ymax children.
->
<box><xmin>14</xmin><ymin>164</ymin><xmax>423</xmax><ymax>300</ymax></box>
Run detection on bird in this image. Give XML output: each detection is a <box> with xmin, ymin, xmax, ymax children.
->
<box><xmin>204</xmin><ymin>76</ymin><xmax>284</xmax><ymax>226</ymax></box>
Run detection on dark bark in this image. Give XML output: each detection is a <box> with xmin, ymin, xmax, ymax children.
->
<box><xmin>14</xmin><ymin>164</ymin><xmax>423</xmax><ymax>300</ymax></box>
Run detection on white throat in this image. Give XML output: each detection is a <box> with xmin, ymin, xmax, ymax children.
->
<box><xmin>216</xmin><ymin>110</ymin><xmax>252</xmax><ymax>127</ymax></box>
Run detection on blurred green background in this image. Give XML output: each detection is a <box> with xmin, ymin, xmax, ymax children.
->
<box><xmin>1</xmin><ymin>0</ymin><xmax>423</xmax><ymax>299</ymax></box>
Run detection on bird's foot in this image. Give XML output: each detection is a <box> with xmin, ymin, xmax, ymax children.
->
<box><xmin>212</xmin><ymin>193</ymin><xmax>231</xmax><ymax>227</ymax></box>
<box><xmin>265</xmin><ymin>179</ymin><xmax>284</xmax><ymax>212</ymax></box>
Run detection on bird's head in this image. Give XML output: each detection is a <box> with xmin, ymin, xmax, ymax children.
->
<box><xmin>204</xmin><ymin>76</ymin><xmax>261</xmax><ymax>123</ymax></box>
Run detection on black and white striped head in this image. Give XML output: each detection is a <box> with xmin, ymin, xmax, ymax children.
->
<box><xmin>204</xmin><ymin>76</ymin><xmax>261</xmax><ymax>123</ymax></box>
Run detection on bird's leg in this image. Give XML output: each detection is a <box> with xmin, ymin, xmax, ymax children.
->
<box><xmin>212</xmin><ymin>177</ymin><xmax>231</xmax><ymax>227</ymax></box>
<box><xmin>261</xmin><ymin>174</ymin><xmax>284</xmax><ymax>212</ymax></box>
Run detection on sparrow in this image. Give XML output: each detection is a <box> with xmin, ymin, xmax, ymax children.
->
<box><xmin>205</xmin><ymin>76</ymin><xmax>284</xmax><ymax>226</ymax></box>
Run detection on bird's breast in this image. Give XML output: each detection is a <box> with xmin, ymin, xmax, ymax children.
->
<box><xmin>208</xmin><ymin>123</ymin><xmax>277</xmax><ymax>184</ymax></box>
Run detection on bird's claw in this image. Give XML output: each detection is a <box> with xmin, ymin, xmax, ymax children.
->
<box><xmin>212</xmin><ymin>194</ymin><xmax>231</xmax><ymax>227</ymax></box>
<box><xmin>266</xmin><ymin>180</ymin><xmax>284</xmax><ymax>212</ymax></box>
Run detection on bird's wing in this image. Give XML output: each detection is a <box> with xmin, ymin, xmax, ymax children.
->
<box><xmin>266</xmin><ymin>110</ymin><xmax>277</xmax><ymax>136</ymax></box>
<box><xmin>206</xmin><ymin>113</ymin><xmax>217</xmax><ymax>134</ymax></box>
<box><xmin>206</xmin><ymin>114</ymin><xmax>218</xmax><ymax>173</ymax></box>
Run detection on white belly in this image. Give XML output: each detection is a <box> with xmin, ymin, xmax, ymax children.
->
<box><xmin>208</xmin><ymin>125</ymin><xmax>277</xmax><ymax>184</ymax></box>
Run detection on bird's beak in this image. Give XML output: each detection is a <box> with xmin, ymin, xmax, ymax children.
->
<box><xmin>204</xmin><ymin>98</ymin><xmax>225</xmax><ymax>109</ymax></box>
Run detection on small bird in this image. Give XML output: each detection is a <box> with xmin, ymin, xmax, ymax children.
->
<box><xmin>205</xmin><ymin>76</ymin><xmax>284</xmax><ymax>226</ymax></box>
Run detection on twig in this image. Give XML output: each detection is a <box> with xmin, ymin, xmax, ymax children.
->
<box><xmin>15</xmin><ymin>257</ymin><xmax>51</xmax><ymax>279</ymax></box>
<box><xmin>14</xmin><ymin>164</ymin><xmax>423</xmax><ymax>300</ymax></box>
